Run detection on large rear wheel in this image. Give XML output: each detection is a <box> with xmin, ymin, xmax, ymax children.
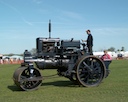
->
<box><xmin>76</xmin><ymin>56</ymin><xmax>106</xmax><ymax>87</ymax></box>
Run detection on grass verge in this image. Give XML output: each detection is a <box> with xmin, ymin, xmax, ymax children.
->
<box><xmin>0</xmin><ymin>60</ymin><xmax>128</xmax><ymax>102</ymax></box>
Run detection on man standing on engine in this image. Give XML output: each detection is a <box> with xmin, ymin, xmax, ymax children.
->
<box><xmin>82</xmin><ymin>30</ymin><xmax>93</xmax><ymax>55</ymax></box>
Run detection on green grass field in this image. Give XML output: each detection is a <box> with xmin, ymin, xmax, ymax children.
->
<box><xmin>0</xmin><ymin>60</ymin><xmax>128</xmax><ymax>102</ymax></box>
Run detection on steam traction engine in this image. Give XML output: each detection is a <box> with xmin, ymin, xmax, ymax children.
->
<box><xmin>13</xmin><ymin>21</ymin><xmax>111</xmax><ymax>91</ymax></box>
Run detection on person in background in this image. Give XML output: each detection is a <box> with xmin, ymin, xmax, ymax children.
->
<box><xmin>82</xmin><ymin>29</ymin><xmax>93</xmax><ymax>55</ymax></box>
<box><xmin>0</xmin><ymin>54</ymin><xmax>3</xmax><ymax>64</ymax></box>
<box><xmin>101</xmin><ymin>50</ymin><xmax>112</xmax><ymax>78</ymax></box>
<box><xmin>101</xmin><ymin>50</ymin><xmax>112</xmax><ymax>61</ymax></box>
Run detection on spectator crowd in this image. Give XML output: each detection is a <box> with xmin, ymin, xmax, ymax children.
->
<box><xmin>0</xmin><ymin>54</ymin><xmax>23</xmax><ymax>64</ymax></box>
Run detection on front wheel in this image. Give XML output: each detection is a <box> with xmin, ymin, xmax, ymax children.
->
<box><xmin>13</xmin><ymin>67</ymin><xmax>42</xmax><ymax>91</ymax></box>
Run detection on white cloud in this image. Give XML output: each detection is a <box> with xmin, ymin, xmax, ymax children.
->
<box><xmin>0</xmin><ymin>0</ymin><xmax>33</xmax><ymax>26</ymax></box>
<box><xmin>33</xmin><ymin>0</ymin><xmax>43</xmax><ymax>4</ymax></box>
<box><xmin>91</xmin><ymin>27</ymin><xmax>128</xmax><ymax>51</ymax></box>
<box><xmin>57</xmin><ymin>10</ymin><xmax>84</xmax><ymax>21</ymax></box>
<box><xmin>93</xmin><ymin>27</ymin><xmax>128</xmax><ymax>36</ymax></box>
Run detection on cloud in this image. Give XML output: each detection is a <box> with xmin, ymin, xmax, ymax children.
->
<box><xmin>92</xmin><ymin>27</ymin><xmax>128</xmax><ymax>50</ymax></box>
<box><xmin>22</xmin><ymin>18</ymin><xmax>33</xmax><ymax>26</ymax></box>
<box><xmin>93</xmin><ymin>27</ymin><xmax>128</xmax><ymax>36</ymax></box>
<box><xmin>33</xmin><ymin>0</ymin><xmax>43</xmax><ymax>4</ymax></box>
<box><xmin>61</xmin><ymin>10</ymin><xmax>84</xmax><ymax>20</ymax></box>
<box><xmin>0</xmin><ymin>0</ymin><xmax>33</xmax><ymax>26</ymax></box>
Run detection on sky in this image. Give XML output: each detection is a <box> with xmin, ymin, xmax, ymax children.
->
<box><xmin>0</xmin><ymin>0</ymin><xmax>128</xmax><ymax>54</ymax></box>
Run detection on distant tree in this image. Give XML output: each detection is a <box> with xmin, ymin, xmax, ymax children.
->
<box><xmin>30</xmin><ymin>48</ymin><xmax>37</xmax><ymax>55</ymax></box>
<box><xmin>117</xmin><ymin>49</ymin><xmax>120</xmax><ymax>52</ymax></box>
<box><xmin>108</xmin><ymin>47</ymin><xmax>115</xmax><ymax>51</ymax></box>
<box><xmin>19</xmin><ymin>54</ymin><xmax>23</xmax><ymax>56</ymax></box>
<box><xmin>8</xmin><ymin>53</ymin><xmax>14</xmax><ymax>56</ymax></box>
<box><xmin>121</xmin><ymin>47</ymin><xmax>125</xmax><ymax>51</ymax></box>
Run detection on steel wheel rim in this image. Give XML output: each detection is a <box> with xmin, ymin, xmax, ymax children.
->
<box><xmin>19</xmin><ymin>68</ymin><xmax>42</xmax><ymax>91</ymax></box>
<box><xmin>76</xmin><ymin>56</ymin><xmax>106</xmax><ymax>87</ymax></box>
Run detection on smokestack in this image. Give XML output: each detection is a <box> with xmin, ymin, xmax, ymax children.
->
<box><xmin>49</xmin><ymin>19</ymin><xmax>51</xmax><ymax>38</ymax></box>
